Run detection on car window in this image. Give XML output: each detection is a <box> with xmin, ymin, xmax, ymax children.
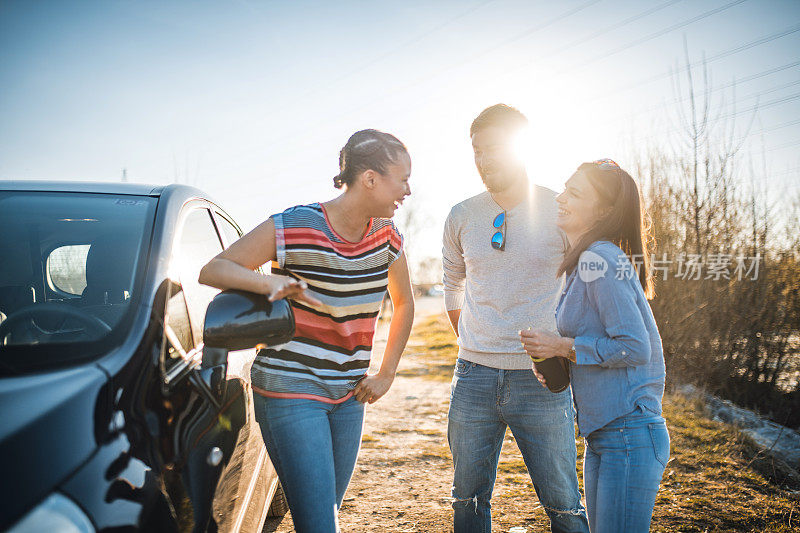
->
<box><xmin>161</xmin><ymin>283</ymin><xmax>194</xmax><ymax>375</ymax></box>
<box><xmin>213</xmin><ymin>211</ymin><xmax>242</xmax><ymax>248</ymax></box>
<box><xmin>176</xmin><ymin>207</ymin><xmax>224</xmax><ymax>346</ymax></box>
<box><xmin>0</xmin><ymin>191</ymin><xmax>156</xmax><ymax>373</ymax></box>
<box><xmin>47</xmin><ymin>244</ymin><xmax>91</xmax><ymax>295</ymax></box>
<box><xmin>212</xmin><ymin>210</ymin><xmax>267</xmax><ymax>274</ymax></box>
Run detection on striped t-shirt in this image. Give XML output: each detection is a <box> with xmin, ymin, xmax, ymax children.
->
<box><xmin>251</xmin><ymin>202</ymin><xmax>403</xmax><ymax>403</ymax></box>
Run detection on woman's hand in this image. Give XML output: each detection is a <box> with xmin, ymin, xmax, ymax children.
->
<box><xmin>352</xmin><ymin>250</ymin><xmax>413</xmax><ymax>405</ymax></box>
<box><xmin>264</xmin><ymin>274</ymin><xmax>322</xmax><ymax>306</ymax></box>
<box><xmin>353</xmin><ymin>372</ymin><xmax>394</xmax><ymax>404</ymax></box>
<box><xmin>519</xmin><ymin>329</ymin><xmax>573</xmax><ymax>360</ymax></box>
<box><xmin>531</xmin><ymin>365</ymin><xmax>547</xmax><ymax>388</ymax></box>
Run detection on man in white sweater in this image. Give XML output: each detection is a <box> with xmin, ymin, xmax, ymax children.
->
<box><xmin>443</xmin><ymin>104</ymin><xmax>588</xmax><ymax>533</ymax></box>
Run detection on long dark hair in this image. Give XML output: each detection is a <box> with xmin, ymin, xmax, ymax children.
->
<box><xmin>333</xmin><ymin>129</ymin><xmax>408</xmax><ymax>189</ymax></box>
<box><xmin>557</xmin><ymin>161</ymin><xmax>655</xmax><ymax>299</ymax></box>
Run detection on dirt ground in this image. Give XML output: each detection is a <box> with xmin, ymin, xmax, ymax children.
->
<box><xmin>264</xmin><ymin>297</ymin><xmax>565</xmax><ymax>532</ymax></box>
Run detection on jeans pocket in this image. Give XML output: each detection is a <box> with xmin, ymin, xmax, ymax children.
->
<box><xmin>584</xmin><ymin>435</ymin><xmax>596</xmax><ymax>457</ymax></box>
<box><xmin>454</xmin><ymin>359</ymin><xmax>474</xmax><ymax>377</ymax></box>
<box><xmin>648</xmin><ymin>422</ymin><xmax>670</xmax><ymax>469</ymax></box>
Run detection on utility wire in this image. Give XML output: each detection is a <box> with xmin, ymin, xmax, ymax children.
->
<box><xmin>527</xmin><ymin>0</ymin><xmax>685</xmax><ymax>62</ymax></box>
<box><xmin>582</xmin><ymin>22</ymin><xmax>800</xmax><ymax>105</ymax></box>
<box><xmin>634</xmin><ymin>90</ymin><xmax>800</xmax><ymax>147</ymax></box>
<box><xmin>183</xmin><ymin>0</ymin><xmax>499</xmax><ymax>153</ymax></box>
<box><xmin>611</xmin><ymin>62</ymin><xmax>800</xmax><ymax>125</ymax></box>
<box><xmin>233</xmin><ymin>0</ymin><xmax>692</xmax><ymax>160</ymax></box>
<box><xmin>553</xmin><ymin>0</ymin><xmax>749</xmax><ymax>74</ymax></box>
<box><xmin>229</xmin><ymin>2</ymin><xmax>796</xmax><ymax>182</ymax></box>
<box><xmin>323</xmin><ymin>0</ymin><xmax>499</xmax><ymax>90</ymax></box>
<box><xmin>370</xmin><ymin>1</ymin><xmax>766</xmax><ymax>126</ymax></box>
<box><xmin>216</xmin><ymin>0</ymin><xmax>606</xmax><ymax>162</ymax></box>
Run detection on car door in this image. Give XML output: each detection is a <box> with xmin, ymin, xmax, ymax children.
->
<box><xmin>159</xmin><ymin>203</ymin><xmax>251</xmax><ymax>532</ymax></box>
<box><xmin>208</xmin><ymin>207</ymin><xmax>282</xmax><ymax>531</ymax></box>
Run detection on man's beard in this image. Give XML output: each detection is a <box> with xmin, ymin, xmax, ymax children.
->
<box><xmin>480</xmin><ymin>171</ymin><xmax>515</xmax><ymax>193</ymax></box>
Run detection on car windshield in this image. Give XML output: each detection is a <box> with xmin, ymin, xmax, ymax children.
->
<box><xmin>0</xmin><ymin>191</ymin><xmax>156</xmax><ymax>372</ymax></box>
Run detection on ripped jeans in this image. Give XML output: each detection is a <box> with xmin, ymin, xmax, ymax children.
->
<box><xmin>448</xmin><ymin>359</ymin><xmax>589</xmax><ymax>533</ymax></box>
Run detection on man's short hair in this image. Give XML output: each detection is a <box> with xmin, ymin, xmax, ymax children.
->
<box><xmin>470</xmin><ymin>104</ymin><xmax>529</xmax><ymax>137</ymax></box>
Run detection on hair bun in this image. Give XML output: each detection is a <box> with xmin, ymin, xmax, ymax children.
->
<box><xmin>333</xmin><ymin>174</ymin><xmax>344</xmax><ymax>189</ymax></box>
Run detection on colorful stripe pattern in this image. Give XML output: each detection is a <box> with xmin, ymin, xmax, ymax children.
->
<box><xmin>252</xmin><ymin>203</ymin><xmax>403</xmax><ymax>402</ymax></box>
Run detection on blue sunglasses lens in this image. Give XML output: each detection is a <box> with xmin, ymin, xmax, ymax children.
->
<box><xmin>493</xmin><ymin>212</ymin><xmax>505</xmax><ymax>228</ymax></box>
<box><xmin>491</xmin><ymin>231</ymin><xmax>504</xmax><ymax>249</ymax></box>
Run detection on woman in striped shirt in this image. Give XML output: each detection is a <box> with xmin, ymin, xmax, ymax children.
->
<box><xmin>199</xmin><ymin>129</ymin><xmax>415</xmax><ymax>532</ymax></box>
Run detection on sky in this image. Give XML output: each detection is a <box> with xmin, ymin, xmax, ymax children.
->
<box><xmin>1</xmin><ymin>0</ymin><xmax>799</xmax><ymax>267</ymax></box>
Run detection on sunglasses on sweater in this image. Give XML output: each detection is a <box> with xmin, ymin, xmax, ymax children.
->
<box><xmin>491</xmin><ymin>211</ymin><xmax>506</xmax><ymax>251</ymax></box>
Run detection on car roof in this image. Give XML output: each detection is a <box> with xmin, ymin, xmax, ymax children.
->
<box><xmin>0</xmin><ymin>180</ymin><xmax>230</xmax><ymax>223</ymax></box>
<box><xmin>0</xmin><ymin>180</ymin><xmax>218</xmax><ymax>203</ymax></box>
<box><xmin>0</xmin><ymin>180</ymin><xmax>165</xmax><ymax>196</ymax></box>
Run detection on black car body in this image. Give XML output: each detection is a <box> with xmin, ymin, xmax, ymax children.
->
<box><xmin>0</xmin><ymin>181</ymin><xmax>290</xmax><ymax>532</ymax></box>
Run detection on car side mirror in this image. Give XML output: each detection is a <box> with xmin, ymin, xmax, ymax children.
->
<box><xmin>203</xmin><ymin>290</ymin><xmax>295</xmax><ymax>351</ymax></box>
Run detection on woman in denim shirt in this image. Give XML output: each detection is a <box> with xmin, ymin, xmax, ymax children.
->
<box><xmin>519</xmin><ymin>159</ymin><xmax>669</xmax><ymax>533</ymax></box>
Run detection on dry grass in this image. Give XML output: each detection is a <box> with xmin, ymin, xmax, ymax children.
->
<box><xmin>405</xmin><ymin>314</ymin><xmax>800</xmax><ymax>532</ymax></box>
<box><xmin>398</xmin><ymin>315</ymin><xmax>459</xmax><ymax>380</ymax></box>
<box><xmin>651</xmin><ymin>394</ymin><xmax>799</xmax><ymax>532</ymax></box>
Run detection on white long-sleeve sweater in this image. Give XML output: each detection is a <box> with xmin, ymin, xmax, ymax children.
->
<box><xmin>442</xmin><ymin>186</ymin><xmax>567</xmax><ymax>370</ymax></box>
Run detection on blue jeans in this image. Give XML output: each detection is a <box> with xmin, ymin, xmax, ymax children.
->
<box><xmin>253</xmin><ymin>394</ymin><xmax>365</xmax><ymax>533</ymax></box>
<box><xmin>583</xmin><ymin>407</ymin><xmax>670</xmax><ymax>533</ymax></box>
<box><xmin>448</xmin><ymin>359</ymin><xmax>589</xmax><ymax>533</ymax></box>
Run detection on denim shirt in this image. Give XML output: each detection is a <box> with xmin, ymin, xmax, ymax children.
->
<box><xmin>555</xmin><ymin>240</ymin><xmax>666</xmax><ymax>436</ymax></box>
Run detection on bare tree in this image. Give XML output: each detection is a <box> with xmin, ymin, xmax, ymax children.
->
<box><xmin>633</xmin><ymin>44</ymin><xmax>800</xmax><ymax>428</ymax></box>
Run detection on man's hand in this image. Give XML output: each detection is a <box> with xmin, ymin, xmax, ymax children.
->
<box><xmin>446</xmin><ymin>309</ymin><xmax>461</xmax><ymax>338</ymax></box>
<box><xmin>353</xmin><ymin>372</ymin><xmax>394</xmax><ymax>404</ymax></box>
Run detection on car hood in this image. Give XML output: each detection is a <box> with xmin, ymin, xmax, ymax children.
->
<box><xmin>0</xmin><ymin>364</ymin><xmax>107</xmax><ymax>529</ymax></box>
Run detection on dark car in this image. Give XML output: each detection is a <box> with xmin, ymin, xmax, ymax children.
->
<box><xmin>0</xmin><ymin>181</ymin><xmax>293</xmax><ymax>532</ymax></box>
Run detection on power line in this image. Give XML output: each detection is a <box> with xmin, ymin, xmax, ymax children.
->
<box><xmin>717</xmin><ymin>118</ymin><xmax>800</xmax><ymax>144</ymax></box>
<box><xmin>717</xmin><ymin>91</ymin><xmax>800</xmax><ymax>121</ymax></box>
<box><xmin>321</xmin><ymin>0</ymin><xmax>498</xmax><ymax>89</ymax></box>
<box><xmin>527</xmin><ymin>0</ymin><xmax>685</xmax><ymax>62</ymax></box>
<box><xmin>582</xmin><ymin>22</ymin><xmax>800</xmax><ymax>105</ymax></box>
<box><xmin>705</xmin><ymin>119</ymin><xmax>800</xmax><ymax>156</ymax></box>
<box><xmin>377</xmin><ymin>0</ymin><xmax>693</xmax><ymax>116</ymax></box>
<box><xmin>183</xmin><ymin>0</ymin><xmax>500</xmax><ymax>153</ymax></box>
<box><xmin>214</xmin><ymin>0</ymin><xmax>606</xmax><ymax>164</ymax></box>
<box><xmin>458</xmin><ymin>0</ymin><xmax>603</xmax><ymax>66</ymax></box>
<box><xmin>635</xmin><ymin>91</ymin><xmax>800</xmax><ymax>147</ymax></box>
<box><xmin>762</xmin><ymin>138</ymin><xmax>800</xmax><ymax>153</ymax></box>
<box><xmin>227</xmin><ymin>2</ymin><xmax>796</xmax><ymax>182</ymax></box>
<box><xmin>675</xmin><ymin>90</ymin><xmax>800</xmax><ymax>134</ymax></box>
<box><xmin>231</xmin><ymin>0</ymin><xmax>696</xmax><ymax>162</ymax></box>
<box><xmin>611</xmin><ymin>61</ymin><xmax>800</xmax><ymax>125</ymax></box>
<box><xmin>372</xmin><ymin>0</ymin><xmax>769</xmax><ymax>126</ymax></box>
<box><xmin>390</xmin><ymin>9</ymin><xmax>800</xmax><ymax>157</ymax></box>
<box><xmin>753</xmin><ymin>118</ymin><xmax>800</xmax><ymax>134</ymax></box>
<box><xmin>555</xmin><ymin>0</ymin><xmax>749</xmax><ymax>74</ymax></box>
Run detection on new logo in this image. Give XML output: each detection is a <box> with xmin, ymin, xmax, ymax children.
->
<box><xmin>578</xmin><ymin>250</ymin><xmax>608</xmax><ymax>282</ymax></box>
